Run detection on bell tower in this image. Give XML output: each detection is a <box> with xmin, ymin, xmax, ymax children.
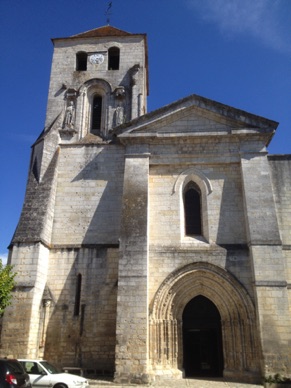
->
<box><xmin>47</xmin><ymin>25</ymin><xmax>148</xmax><ymax>141</ymax></box>
<box><xmin>0</xmin><ymin>25</ymin><xmax>148</xmax><ymax>364</ymax></box>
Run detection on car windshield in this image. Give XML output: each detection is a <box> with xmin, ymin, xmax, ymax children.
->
<box><xmin>39</xmin><ymin>361</ymin><xmax>60</xmax><ymax>374</ymax></box>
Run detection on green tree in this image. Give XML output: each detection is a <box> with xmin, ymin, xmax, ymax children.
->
<box><xmin>0</xmin><ymin>259</ymin><xmax>16</xmax><ymax>316</ymax></box>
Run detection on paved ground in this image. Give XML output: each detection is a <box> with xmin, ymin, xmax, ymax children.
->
<box><xmin>88</xmin><ymin>377</ymin><xmax>263</xmax><ymax>388</ymax></box>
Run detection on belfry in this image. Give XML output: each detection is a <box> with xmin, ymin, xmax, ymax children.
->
<box><xmin>1</xmin><ymin>24</ymin><xmax>291</xmax><ymax>384</ymax></box>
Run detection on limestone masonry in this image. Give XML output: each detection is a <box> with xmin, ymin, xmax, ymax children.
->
<box><xmin>1</xmin><ymin>25</ymin><xmax>290</xmax><ymax>385</ymax></box>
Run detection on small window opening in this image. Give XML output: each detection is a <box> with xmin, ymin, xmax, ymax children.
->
<box><xmin>74</xmin><ymin>274</ymin><xmax>82</xmax><ymax>316</ymax></box>
<box><xmin>91</xmin><ymin>95</ymin><xmax>102</xmax><ymax>133</ymax></box>
<box><xmin>76</xmin><ymin>52</ymin><xmax>87</xmax><ymax>71</ymax></box>
<box><xmin>108</xmin><ymin>47</ymin><xmax>120</xmax><ymax>70</ymax></box>
<box><xmin>184</xmin><ymin>182</ymin><xmax>202</xmax><ymax>235</ymax></box>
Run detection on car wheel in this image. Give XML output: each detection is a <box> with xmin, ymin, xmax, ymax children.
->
<box><xmin>54</xmin><ymin>384</ymin><xmax>68</xmax><ymax>388</ymax></box>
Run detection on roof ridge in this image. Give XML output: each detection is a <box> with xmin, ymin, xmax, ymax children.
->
<box><xmin>113</xmin><ymin>93</ymin><xmax>278</xmax><ymax>135</ymax></box>
<box><xmin>52</xmin><ymin>25</ymin><xmax>147</xmax><ymax>42</ymax></box>
<box><xmin>71</xmin><ymin>25</ymin><xmax>136</xmax><ymax>38</ymax></box>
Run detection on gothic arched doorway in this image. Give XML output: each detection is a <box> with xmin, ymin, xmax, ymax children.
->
<box><xmin>149</xmin><ymin>262</ymin><xmax>261</xmax><ymax>382</ymax></box>
<box><xmin>182</xmin><ymin>295</ymin><xmax>223</xmax><ymax>377</ymax></box>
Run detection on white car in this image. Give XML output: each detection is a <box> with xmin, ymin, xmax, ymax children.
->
<box><xmin>19</xmin><ymin>360</ymin><xmax>89</xmax><ymax>388</ymax></box>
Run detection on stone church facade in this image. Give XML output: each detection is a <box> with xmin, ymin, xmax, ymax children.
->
<box><xmin>1</xmin><ymin>25</ymin><xmax>291</xmax><ymax>384</ymax></box>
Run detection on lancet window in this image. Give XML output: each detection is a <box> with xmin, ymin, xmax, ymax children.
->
<box><xmin>91</xmin><ymin>95</ymin><xmax>103</xmax><ymax>134</ymax></box>
<box><xmin>74</xmin><ymin>274</ymin><xmax>82</xmax><ymax>316</ymax></box>
<box><xmin>183</xmin><ymin>181</ymin><xmax>202</xmax><ymax>236</ymax></box>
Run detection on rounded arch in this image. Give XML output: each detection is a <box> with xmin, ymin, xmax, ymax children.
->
<box><xmin>82</xmin><ymin>78</ymin><xmax>112</xmax><ymax>94</ymax></box>
<box><xmin>149</xmin><ymin>262</ymin><xmax>261</xmax><ymax>381</ymax></box>
<box><xmin>78</xmin><ymin>79</ymin><xmax>112</xmax><ymax>139</ymax></box>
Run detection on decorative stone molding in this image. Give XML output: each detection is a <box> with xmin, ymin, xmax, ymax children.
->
<box><xmin>78</xmin><ymin>78</ymin><xmax>112</xmax><ymax>139</ymax></box>
<box><xmin>173</xmin><ymin>167</ymin><xmax>213</xmax><ymax>195</ymax></box>
<box><xmin>173</xmin><ymin>167</ymin><xmax>212</xmax><ymax>242</ymax></box>
<box><xmin>149</xmin><ymin>262</ymin><xmax>261</xmax><ymax>380</ymax></box>
<box><xmin>61</xmin><ymin>88</ymin><xmax>78</xmax><ymax>134</ymax></box>
<box><xmin>255</xmin><ymin>281</ymin><xmax>287</xmax><ymax>287</ymax></box>
<box><xmin>114</xmin><ymin>86</ymin><xmax>125</xmax><ymax>99</ymax></box>
<box><xmin>130</xmin><ymin>64</ymin><xmax>140</xmax><ymax>86</ymax></box>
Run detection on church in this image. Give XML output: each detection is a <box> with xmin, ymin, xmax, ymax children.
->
<box><xmin>1</xmin><ymin>25</ymin><xmax>291</xmax><ymax>384</ymax></box>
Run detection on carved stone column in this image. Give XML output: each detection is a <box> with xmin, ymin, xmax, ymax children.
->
<box><xmin>130</xmin><ymin>64</ymin><xmax>141</xmax><ymax>120</ymax></box>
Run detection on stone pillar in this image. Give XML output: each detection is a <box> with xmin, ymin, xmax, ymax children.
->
<box><xmin>241</xmin><ymin>153</ymin><xmax>291</xmax><ymax>376</ymax></box>
<box><xmin>114</xmin><ymin>146</ymin><xmax>150</xmax><ymax>384</ymax></box>
<box><xmin>0</xmin><ymin>242</ymin><xmax>50</xmax><ymax>358</ymax></box>
<box><xmin>131</xmin><ymin>64</ymin><xmax>141</xmax><ymax>120</ymax></box>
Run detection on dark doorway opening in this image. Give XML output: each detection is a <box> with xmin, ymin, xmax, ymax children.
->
<box><xmin>183</xmin><ymin>295</ymin><xmax>223</xmax><ymax>377</ymax></box>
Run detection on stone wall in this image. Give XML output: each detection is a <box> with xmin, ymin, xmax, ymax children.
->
<box><xmin>51</xmin><ymin>143</ymin><xmax>125</xmax><ymax>246</ymax></box>
<box><xmin>0</xmin><ymin>243</ymin><xmax>50</xmax><ymax>358</ymax></box>
<box><xmin>46</xmin><ymin>35</ymin><xmax>147</xmax><ymax>131</ymax></box>
<box><xmin>44</xmin><ymin>247</ymin><xmax>118</xmax><ymax>372</ymax></box>
<box><xmin>148</xmin><ymin>161</ymin><xmax>246</xmax><ymax>246</ymax></box>
<box><xmin>269</xmin><ymin>156</ymin><xmax>291</xmax><ymax>246</ymax></box>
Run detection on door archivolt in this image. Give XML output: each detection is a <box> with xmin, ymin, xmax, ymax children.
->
<box><xmin>149</xmin><ymin>262</ymin><xmax>261</xmax><ymax>379</ymax></box>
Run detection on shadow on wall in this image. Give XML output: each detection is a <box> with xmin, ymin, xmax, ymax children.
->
<box><xmin>208</xmin><ymin>167</ymin><xmax>254</xmax><ymax>298</ymax></box>
<box><xmin>44</xmin><ymin>246</ymin><xmax>118</xmax><ymax>372</ymax></box>
<box><xmin>63</xmin><ymin>144</ymin><xmax>125</xmax><ymax>245</ymax></box>
<box><xmin>43</xmin><ymin>145</ymin><xmax>125</xmax><ymax>371</ymax></box>
<box><xmin>215</xmin><ymin>166</ymin><xmax>247</xmax><ymax>245</ymax></box>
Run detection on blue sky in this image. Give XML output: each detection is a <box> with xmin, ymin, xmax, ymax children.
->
<box><xmin>0</xmin><ymin>0</ymin><xmax>290</xmax><ymax>262</ymax></box>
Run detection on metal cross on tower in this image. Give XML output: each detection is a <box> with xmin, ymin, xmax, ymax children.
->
<box><xmin>105</xmin><ymin>1</ymin><xmax>112</xmax><ymax>25</ymax></box>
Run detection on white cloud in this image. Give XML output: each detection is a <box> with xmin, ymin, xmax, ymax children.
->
<box><xmin>187</xmin><ymin>0</ymin><xmax>291</xmax><ymax>55</ymax></box>
<box><xmin>0</xmin><ymin>253</ymin><xmax>8</xmax><ymax>265</ymax></box>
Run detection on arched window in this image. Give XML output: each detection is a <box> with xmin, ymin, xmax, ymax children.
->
<box><xmin>74</xmin><ymin>274</ymin><xmax>82</xmax><ymax>316</ymax></box>
<box><xmin>91</xmin><ymin>95</ymin><xmax>102</xmax><ymax>134</ymax></box>
<box><xmin>108</xmin><ymin>47</ymin><xmax>120</xmax><ymax>70</ymax></box>
<box><xmin>76</xmin><ymin>52</ymin><xmax>87</xmax><ymax>71</ymax></box>
<box><xmin>183</xmin><ymin>182</ymin><xmax>202</xmax><ymax>236</ymax></box>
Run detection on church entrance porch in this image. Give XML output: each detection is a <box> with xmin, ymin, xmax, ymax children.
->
<box><xmin>149</xmin><ymin>262</ymin><xmax>261</xmax><ymax>383</ymax></box>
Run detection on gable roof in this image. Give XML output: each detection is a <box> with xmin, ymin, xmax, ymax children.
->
<box><xmin>114</xmin><ymin>94</ymin><xmax>279</xmax><ymax>148</ymax></box>
<box><xmin>52</xmin><ymin>25</ymin><xmax>146</xmax><ymax>42</ymax></box>
<box><xmin>114</xmin><ymin>94</ymin><xmax>278</xmax><ymax>141</ymax></box>
<box><xmin>71</xmin><ymin>25</ymin><xmax>135</xmax><ymax>38</ymax></box>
